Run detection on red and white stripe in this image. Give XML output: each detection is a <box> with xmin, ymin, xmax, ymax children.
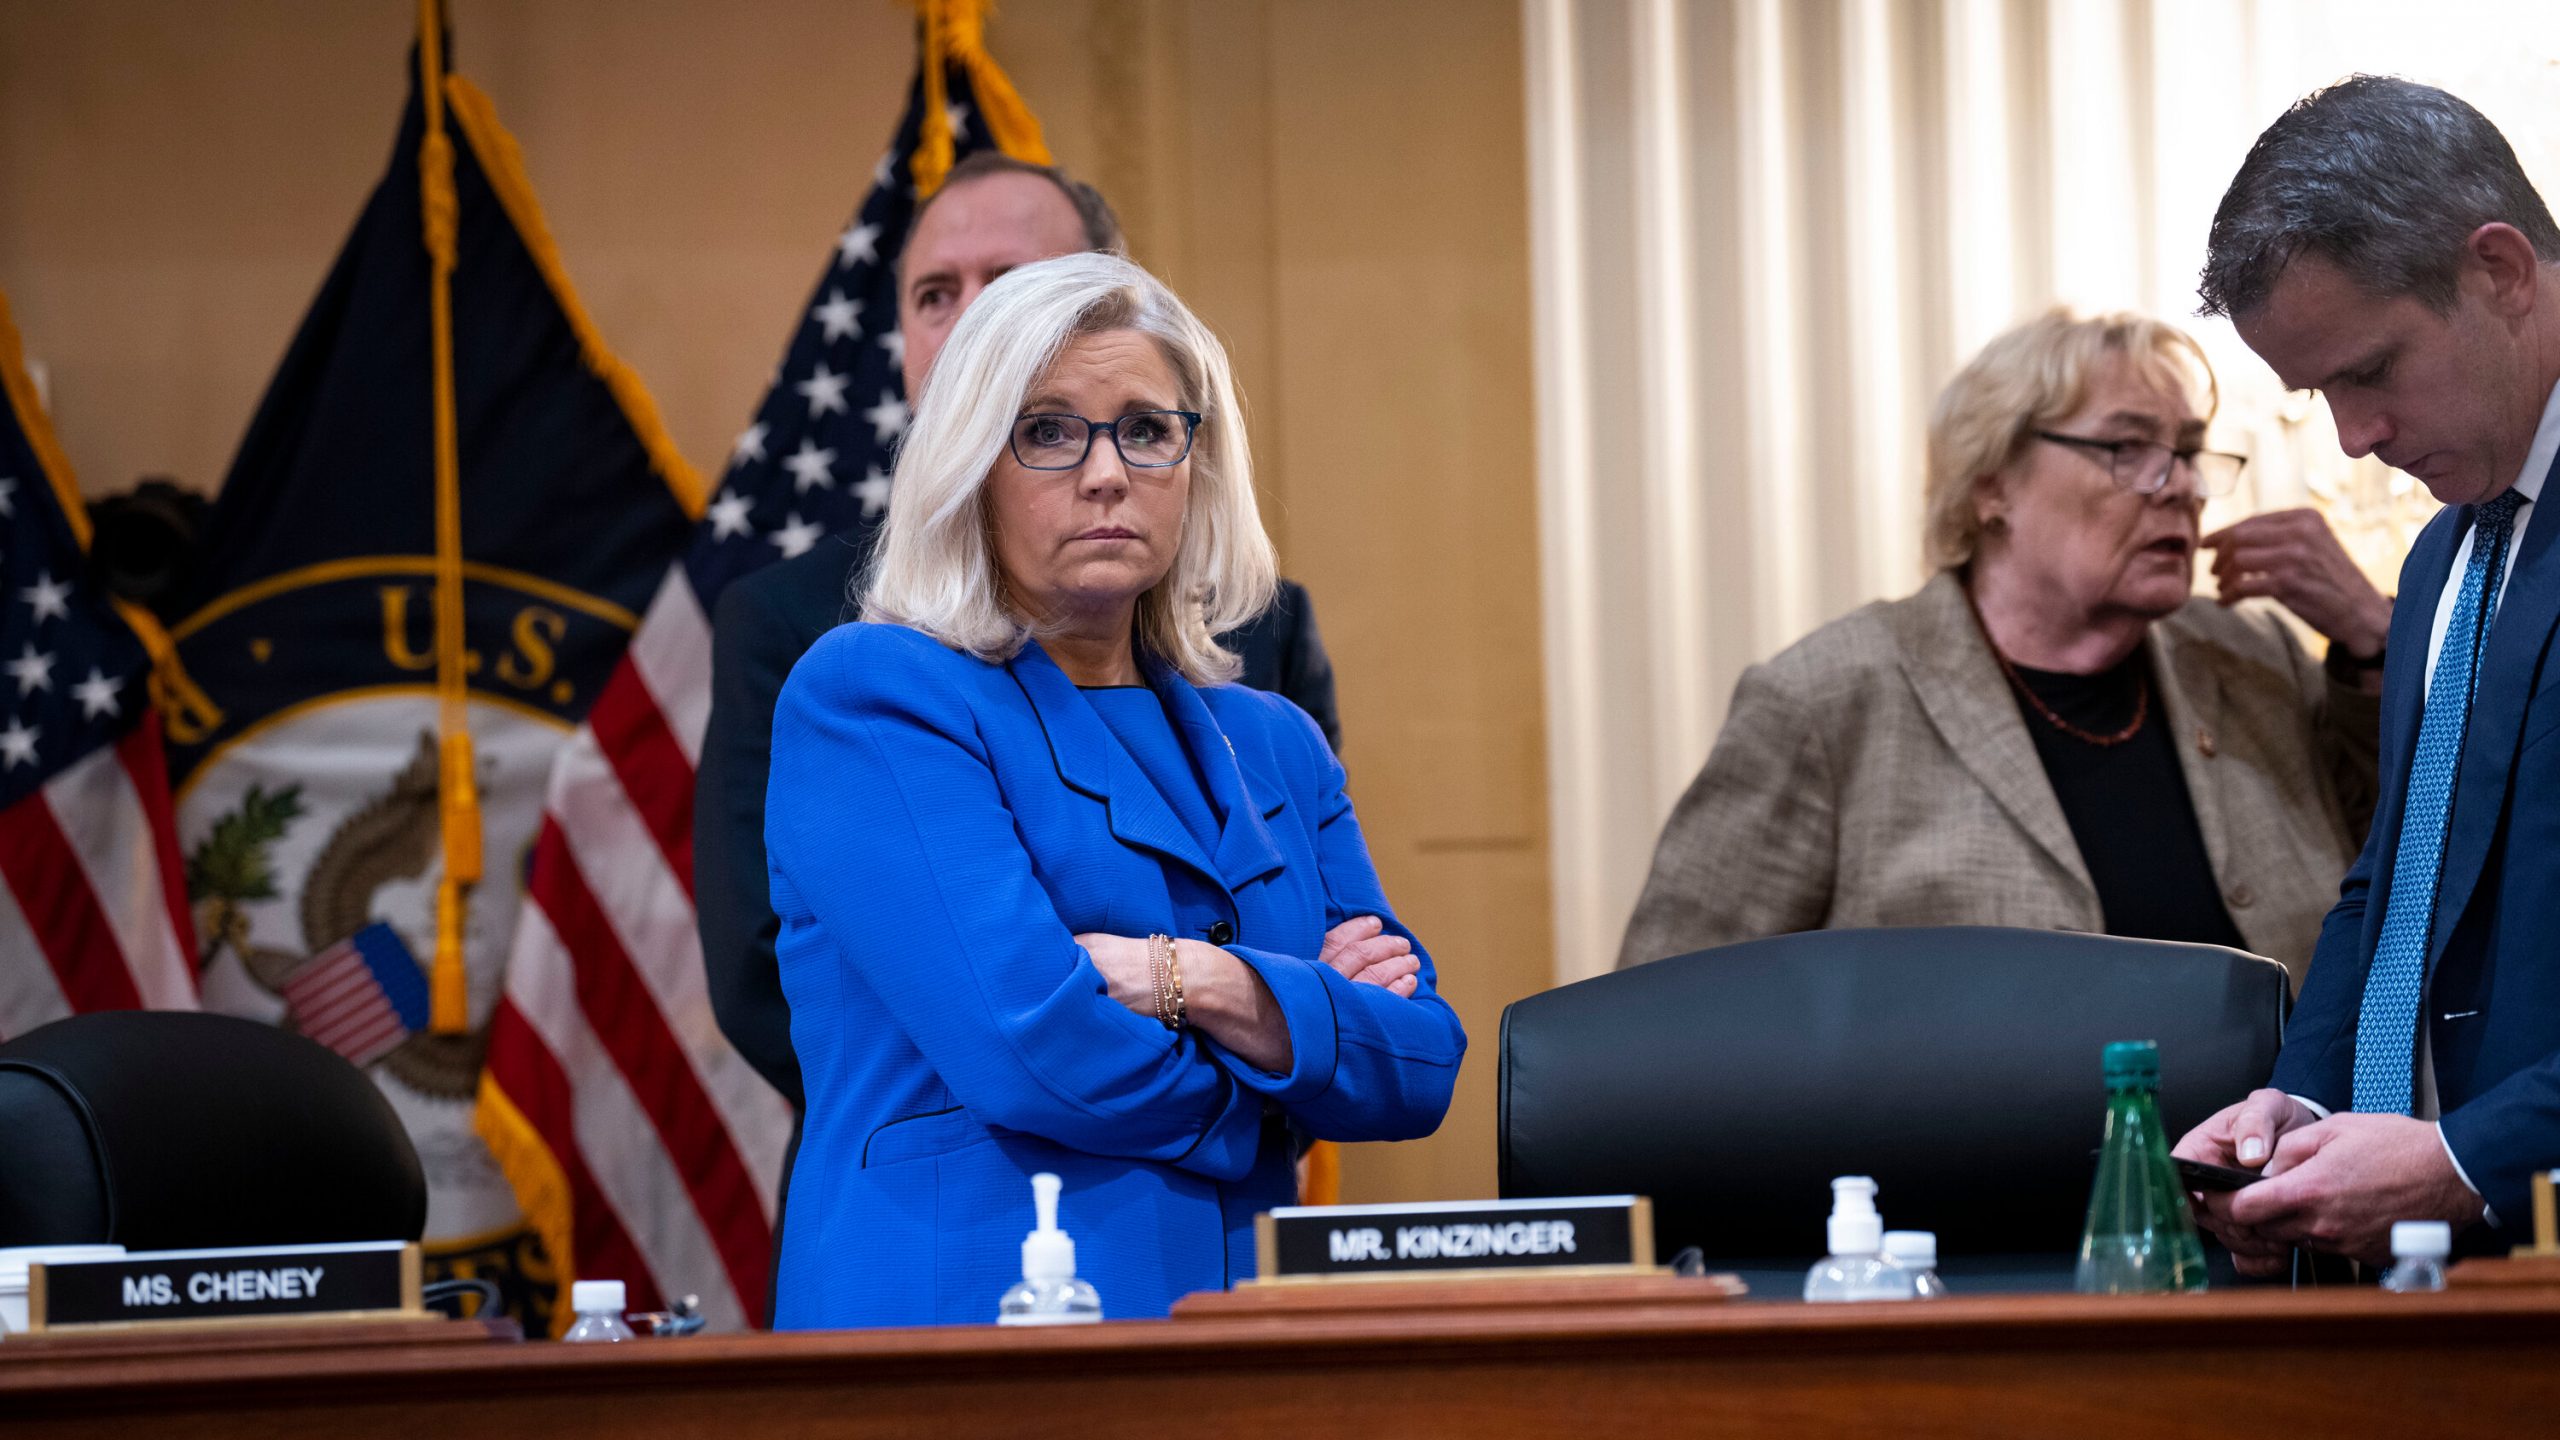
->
<box><xmin>485</xmin><ymin>568</ymin><xmax>791</xmax><ymax>1331</ymax></box>
<box><xmin>0</xmin><ymin>715</ymin><xmax>199</xmax><ymax>1041</ymax></box>
<box><xmin>282</xmin><ymin>938</ymin><xmax>409</xmax><ymax>1067</ymax></box>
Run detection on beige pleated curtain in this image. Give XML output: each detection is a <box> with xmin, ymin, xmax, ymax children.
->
<box><xmin>1526</xmin><ymin>0</ymin><xmax>2560</xmax><ymax>982</ymax></box>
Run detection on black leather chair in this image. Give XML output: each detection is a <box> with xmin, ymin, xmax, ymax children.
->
<box><xmin>1499</xmin><ymin>927</ymin><xmax>2286</xmax><ymax>1286</ymax></box>
<box><xmin>0</xmin><ymin>1011</ymin><xmax>426</xmax><ymax>1250</ymax></box>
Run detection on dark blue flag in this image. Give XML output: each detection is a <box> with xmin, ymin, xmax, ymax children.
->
<box><xmin>166</xmin><ymin>27</ymin><xmax>698</xmax><ymax>1294</ymax></box>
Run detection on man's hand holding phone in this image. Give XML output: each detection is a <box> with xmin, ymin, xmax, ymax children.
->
<box><xmin>2172</xmin><ymin>1089</ymin><xmax>2320</xmax><ymax>1277</ymax></box>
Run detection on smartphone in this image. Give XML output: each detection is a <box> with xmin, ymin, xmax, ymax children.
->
<box><xmin>2176</xmin><ymin>1157</ymin><xmax>2266</xmax><ymax>1192</ymax></box>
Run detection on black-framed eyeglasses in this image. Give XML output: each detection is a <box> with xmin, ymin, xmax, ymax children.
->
<box><xmin>1009</xmin><ymin>410</ymin><xmax>1203</xmax><ymax>471</ymax></box>
<box><xmin>2033</xmin><ymin>430</ymin><xmax>2248</xmax><ymax>498</ymax></box>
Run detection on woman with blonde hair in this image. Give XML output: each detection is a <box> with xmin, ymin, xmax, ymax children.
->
<box><xmin>1619</xmin><ymin>307</ymin><xmax>2388</xmax><ymax>983</ymax></box>
<box><xmin>765</xmin><ymin>251</ymin><xmax>1462</xmax><ymax>1328</ymax></box>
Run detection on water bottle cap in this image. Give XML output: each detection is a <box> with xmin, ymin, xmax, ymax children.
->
<box><xmin>1882</xmin><ymin>1230</ymin><xmax>1937</xmax><ymax>1268</ymax></box>
<box><xmin>571</xmin><ymin>1280</ymin><xmax>625</xmax><ymax>1314</ymax></box>
<box><xmin>2101</xmin><ymin>1040</ymin><xmax>2160</xmax><ymax>1085</ymax></box>
<box><xmin>2391</xmin><ymin>1220</ymin><xmax>2452</xmax><ymax>1259</ymax></box>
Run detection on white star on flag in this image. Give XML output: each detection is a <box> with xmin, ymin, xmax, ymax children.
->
<box><xmin>706</xmin><ymin>489</ymin><xmax>756</xmax><ymax>540</ymax></box>
<box><xmin>71</xmin><ymin>668</ymin><xmax>120</xmax><ymax>720</ymax></box>
<box><xmin>768</xmin><ymin>512</ymin><xmax>823</xmax><ymax>559</ymax></box>
<box><xmin>810</xmin><ymin>289</ymin><xmax>863</xmax><ymax>344</ymax></box>
<box><xmin>7</xmin><ymin>643</ymin><xmax>54</xmax><ymax>696</ymax></box>
<box><xmin>945</xmin><ymin>102</ymin><xmax>972</xmax><ymax>142</ymax></box>
<box><xmin>731</xmin><ymin>421</ymin><xmax>769</xmax><ymax>466</ymax></box>
<box><xmin>855</xmin><ymin>467</ymin><xmax>893</xmax><ymax>519</ymax></box>
<box><xmin>865</xmin><ymin>391</ymin><xmax>912</xmax><ymax>445</ymax></box>
<box><xmin>837</xmin><ymin>221</ymin><xmax>882</xmax><ymax>269</ymax></box>
<box><xmin>877</xmin><ymin>329</ymin><xmax>907</xmax><ymax>368</ymax></box>
<box><xmin>797</xmin><ymin>363</ymin><xmax>852</xmax><ymax>419</ymax></box>
<box><xmin>0</xmin><ymin>477</ymin><xmax>15</xmax><ymax>518</ymax></box>
<box><xmin>19</xmin><ymin>571</ymin><xmax>72</xmax><ymax>624</ymax></box>
<box><xmin>0</xmin><ymin>717</ymin><xmax>35</xmax><ymax>770</ymax></box>
<box><xmin>783</xmin><ymin>439</ymin><xmax>838</xmax><ymax>494</ymax></box>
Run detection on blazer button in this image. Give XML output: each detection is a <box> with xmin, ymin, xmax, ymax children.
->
<box><xmin>1206</xmin><ymin>920</ymin><xmax>1235</xmax><ymax>945</ymax></box>
<box><xmin>2227</xmin><ymin>885</ymin><xmax>2256</xmax><ymax>909</ymax></box>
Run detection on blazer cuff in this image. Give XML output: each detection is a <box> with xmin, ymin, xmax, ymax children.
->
<box><xmin>2436</xmin><ymin>1121</ymin><xmax>2499</xmax><ymax>1228</ymax></box>
<box><xmin>1200</xmin><ymin>945</ymin><xmax>1340</xmax><ymax>1107</ymax></box>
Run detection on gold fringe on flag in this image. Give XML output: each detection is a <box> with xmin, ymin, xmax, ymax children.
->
<box><xmin>473</xmin><ymin>1075</ymin><xmax>580</xmax><ymax>1335</ymax></box>
<box><xmin>417</xmin><ymin>0</ymin><xmax>478</xmax><ymax>1035</ymax></box>
<box><xmin>911</xmin><ymin>0</ymin><xmax>1054</xmax><ymax>198</ymax></box>
<box><xmin>0</xmin><ymin>289</ymin><xmax>223</xmax><ymax>750</ymax></box>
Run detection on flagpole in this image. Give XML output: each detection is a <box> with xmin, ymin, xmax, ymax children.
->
<box><xmin>417</xmin><ymin>0</ymin><xmax>479</xmax><ymax>1035</ymax></box>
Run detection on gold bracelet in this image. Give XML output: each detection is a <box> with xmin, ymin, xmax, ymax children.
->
<box><xmin>1166</xmin><ymin>939</ymin><xmax>1187</xmax><ymax>1030</ymax></box>
<box><xmin>1148</xmin><ymin>933</ymin><xmax>1177</xmax><ymax>1030</ymax></box>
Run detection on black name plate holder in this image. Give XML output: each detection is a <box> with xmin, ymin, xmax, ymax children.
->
<box><xmin>29</xmin><ymin>1241</ymin><xmax>423</xmax><ymax>1331</ymax></box>
<box><xmin>1254</xmin><ymin>1195</ymin><xmax>1655</xmax><ymax>1282</ymax></box>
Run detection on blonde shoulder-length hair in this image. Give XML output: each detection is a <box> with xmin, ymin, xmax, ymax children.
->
<box><xmin>1923</xmin><ymin>306</ymin><xmax>2220</xmax><ymax>571</ymax></box>
<box><xmin>859</xmin><ymin>251</ymin><xmax>1277</xmax><ymax>684</ymax></box>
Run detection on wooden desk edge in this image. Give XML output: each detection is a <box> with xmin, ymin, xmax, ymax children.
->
<box><xmin>10</xmin><ymin>1287</ymin><xmax>2560</xmax><ymax>1411</ymax></box>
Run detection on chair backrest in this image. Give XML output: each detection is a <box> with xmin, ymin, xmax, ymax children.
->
<box><xmin>0</xmin><ymin>1011</ymin><xmax>426</xmax><ymax>1250</ymax></box>
<box><xmin>1498</xmin><ymin>927</ymin><xmax>2286</xmax><ymax>1264</ymax></box>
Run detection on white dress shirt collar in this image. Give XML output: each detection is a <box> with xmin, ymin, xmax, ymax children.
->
<box><xmin>2508</xmin><ymin>376</ymin><xmax>2560</xmax><ymax>507</ymax></box>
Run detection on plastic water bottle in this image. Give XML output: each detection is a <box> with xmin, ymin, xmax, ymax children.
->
<box><xmin>1805</xmin><ymin>1176</ymin><xmax>1908</xmax><ymax>1301</ymax></box>
<box><xmin>1882</xmin><ymin>1230</ymin><xmax>1947</xmax><ymax>1298</ymax></box>
<box><xmin>2075</xmin><ymin>1040</ymin><xmax>2207</xmax><ymax>1294</ymax></box>
<box><xmin>997</xmin><ymin>1172</ymin><xmax>1103</xmax><ymax>1325</ymax></box>
<box><xmin>2382</xmin><ymin>1221</ymin><xmax>2452</xmax><ymax>1293</ymax></box>
<box><xmin>561</xmin><ymin>1280</ymin><xmax>638</xmax><ymax>1342</ymax></box>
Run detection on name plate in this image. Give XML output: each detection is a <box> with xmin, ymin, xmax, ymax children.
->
<box><xmin>1254</xmin><ymin>1196</ymin><xmax>1653</xmax><ymax>1281</ymax></box>
<box><xmin>30</xmin><ymin>1241</ymin><xmax>422</xmax><ymax>1331</ymax></box>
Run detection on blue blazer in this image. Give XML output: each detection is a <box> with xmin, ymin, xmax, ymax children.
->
<box><xmin>2272</xmin><ymin>456</ymin><xmax>2560</xmax><ymax>1237</ymax></box>
<box><xmin>763</xmin><ymin>622</ymin><xmax>1466</xmax><ymax>1328</ymax></box>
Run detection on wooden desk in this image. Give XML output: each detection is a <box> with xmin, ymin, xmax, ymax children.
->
<box><xmin>7</xmin><ymin>1288</ymin><xmax>2558</xmax><ymax>1438</ymax></box>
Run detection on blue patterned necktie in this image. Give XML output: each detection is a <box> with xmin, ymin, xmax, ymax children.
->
<box><xmin>2354</xmin><ymin>489</ymin><xmax>2529</xmax><ymax>1114</ymax></box>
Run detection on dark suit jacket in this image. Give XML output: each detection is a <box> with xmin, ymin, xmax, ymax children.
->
<box><xmin>695</xmin><ymin>537</ymin><xmax>1342</xmax><ymax>1113</ymax></box>
<box><xmin>2271</xmin><ymin>459</ymin><xmax>2560</xmax><ymax>1239</ymax></box>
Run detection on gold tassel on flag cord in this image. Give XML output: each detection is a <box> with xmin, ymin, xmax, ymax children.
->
<box><xmin>418</xmin><ymin>0</ymin><xmax>478</xmax><ymax>1035</ymax></box>
<box><xmin>911</xmin><ymin>0</ymin><xmax>1054</xmax><ymax>198</ymax></box>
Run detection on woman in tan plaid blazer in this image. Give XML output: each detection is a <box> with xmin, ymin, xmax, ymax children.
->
<box><xmin>1619</xmin><ymin>311</ymin><xmax>2387</xmax><ymax>987</ymax></box>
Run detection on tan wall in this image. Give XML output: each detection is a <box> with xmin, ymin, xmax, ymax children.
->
<box><xmin>0</xmin><ymin>0</ymin><xmax>1550</xmax><ymax>1205</ymax></box>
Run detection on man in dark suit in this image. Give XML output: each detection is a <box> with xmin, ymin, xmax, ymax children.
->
<box><xmin>696</xmin><ymin>153</ymin><xmax>1339</xmax><ymax>1121</ymax></box>
<box><xmin>2174</xmin><ymin>77</ymin><xmax>2560</xmax><ymax>1268</ymax></box>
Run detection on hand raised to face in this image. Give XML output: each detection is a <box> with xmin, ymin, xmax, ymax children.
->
<box><xmin>2203</xmin><ymin>507</ymin><xmax>2394</xmax><ymax>660</ymax></box>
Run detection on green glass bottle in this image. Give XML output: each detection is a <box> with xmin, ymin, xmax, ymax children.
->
<box><xmin>2075</xmin><ymin>1040</ymin><xmax>2207</xmax><ymax>1294</ymax></box>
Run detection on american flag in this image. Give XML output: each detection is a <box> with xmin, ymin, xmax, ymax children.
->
<box><xmin>478</xmin><ymin>65</ymin><xmax>1024</xmax><ymax>1330</ymax></box>
<box><xmin>0</xmin><ymin>289</ymin><xmax>197</xmax><ymax>1039</ymax></box>
<box><xmin>281</xmin><ymin>921</ymin><xmax>428</xmax><ymax>1068</ymax></box>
